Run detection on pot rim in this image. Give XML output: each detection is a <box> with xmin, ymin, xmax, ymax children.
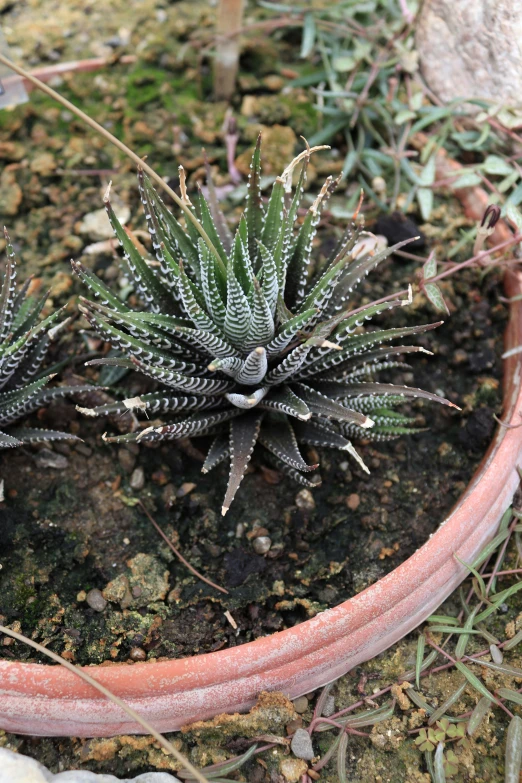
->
<box><xmin>1</xmin><ymin>270</ymin><xmax>522</xmax><ymax>737</ymax></box>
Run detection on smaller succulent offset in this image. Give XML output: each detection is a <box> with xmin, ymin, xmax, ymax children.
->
<box><xmin>75</xmin><ymin>141</ymin><xmax>457</xmax><ymax>513</ymax></box>
<box><xmin>0</xmin><ymin>230</ymin><xmax>90</xmax><ymax>448</ymax></box>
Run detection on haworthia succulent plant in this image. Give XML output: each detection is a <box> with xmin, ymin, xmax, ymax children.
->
<box><xmin>0</xmin><ymin>230</ymin><xmax>92</xmax><ymax>448</ymax></box>
<box><xmin>75</xmin><ymin>139</ymin><xmax>456</xmax><ymax>514</ymax></box>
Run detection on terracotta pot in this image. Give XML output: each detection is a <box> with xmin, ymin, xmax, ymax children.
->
<box><xmin>1</xmin><ymin>266</ymin><xmax>522</xmax><ymax>737</ymax></box>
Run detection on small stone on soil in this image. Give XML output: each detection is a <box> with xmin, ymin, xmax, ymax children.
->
<box><xmin>118</xmin><ymin>447</ymin><xmax>136</xmax><ymax>473</ymax></box>
<box><xmin>85</xmin><ymin>588</ymin><xmax>107</xmax><ymax>613</ymax></box>
<box><xmin>292</xmin><ymin>696</ymin><xmax>309</xmax><ymax>714</ymax></box>
<box><xmin>323</xmin><ymin>695</ymin><xmax>336</xmax><ymax>716</ymax></box>
<box><xmin>290</xmin><ymin>728</ymin><xmax>314</xmax><ymax>760</ymax></box>
<box><xmin>129</xmin><ymin>646</ymin><xmax>147</xmax><ymax>661</ymax></box>
<box><xmin>373</xmin><ymin>211</ymin><xmax>425</xmax><ymax>249</ymax></box>
<box><xmin>252</xmin><ymin>536</ymin><xmax>271</xmax><ymax>554</ymax></box>
<box><xmin>295</xmin><ymin>489</ymin><xmax>315</xmax><ymax>511</ymax></box>
<box><xmin>346</xmin><ymin>493</ymin><xmax>360</xmax><ymax>510</ymax></box>
<box><xmin>34</xmin><ymin>449</ymin><xmax>68</xmax><ymax>470</ymax></box>
<box><xmin>130</xmin><ymin>467</ymin><xmax>145</xmax><ymax>490</ymax></box>
<box><xmin>280</xmin><ymin>758</ymin><xmax>308</xmax><ymax>783</ymax></box>
<box><xmin>177</xmin><ymin>481</ymin><xmax>196</xmax><ymax>497</ymax></box>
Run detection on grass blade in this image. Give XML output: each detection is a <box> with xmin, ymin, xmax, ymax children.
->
<box><xmin>498</xmin><ymin>689</ymin><xmax>522</xmax><ymax>707</ymax></box>
<box><xmin>416</xmin><ymin>633</ymin><xmax>425</xmax><ymax>688</ymax></box>
<box><xmin>455</xmin><ymin>608</ymin><xmax>478</xmax><ymax>660</ymax></box>
<box><xmin>454</xmin><ymin>661</ymin><xmax>496</xmax><ymax>702</ymax></box>
<box><xmin>337</xmin><ymin>731</ymin><xmax>348</xmax><ymax>783</ymax></box>
<box><xmin>467</xmin><ymin>696</ymin><xmax>492</xmax><ymax>736</ymax></box>
<box><xmin>428</xmin><ymin>680</ymin><xmax>467</xmax><ymax>725</ymax></box>
<box><xmin>505</xmin><ymin>716</ymin><xmax>522</xmax><ymax>783</ymax></box>
<box><xmin>504</xmin><ymin>628</ymin><xmax>522</xmax><ymax>651</ymax></box>
<box><xmin>434</xmin><ymin>742</ymin><xmax>446</xmax><ymax>783</ymax></box>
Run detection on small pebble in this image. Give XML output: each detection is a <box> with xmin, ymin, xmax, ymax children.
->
<box><xmin>322</xmin><ymin>695</ymin><xmax>336</xmax><ymax>717</ymax></box>
<box><xmin>130</xmin><ymin>467</ymin><xmax>145</xmax><ymax>490</ymax></box>
<box><xmin>295</xmin><ymin>489</ymin><xmax>315</xmax><ymax>511</ymax></box>
<box><xmin>292</xmin><ymin>696</ymin><xmax>309</xmax><ymax>714</ymax></box>
<box><xmin>85</xmin><ymin>588</ymin><xmax>107</xmax><ymax>613</ymax></box>
<box><xmin>290</xmin><ymin>727</ymin><xmax>314</xmax><ymax>761</ymax></box>
<box><xmin>280</xmin><ymin>758</ymin><xmax>308</xmax><ymax>783</ymax></box>
<box><xmin>118</xmin><ymin>447</ymin><xmax>136</xmax><ymax>473</ymax></box>
<box><xmin>35</xmin><ymin>449</ymin><xmax>68</xmax><ymax>470</ymax></box>
<box><xmin>177</xmin><ymin>482</ymin><xmax>196</xmax><ymax>498</ymax></box>
<box><xmin>252</xmin><ymin>536</ymin><xmax>271</xmax><ymax>554</ymax></box>
<box><xmin>286</xmin><ymin>717</ymin><xmax>303</xmax><ymax>735</ymax></box>
<box><xmin>129</xmin><ymin>646</ymin><xmax>147</xmax><ymax>661</ymax></box>
<box><xmin>346</xmin><ymin>493</ymin><xmax>360</xmax><ymax>511</ymax></box>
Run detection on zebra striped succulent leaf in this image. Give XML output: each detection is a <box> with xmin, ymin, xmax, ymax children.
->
<box><xmin>0</xmin><ymin>230</ymin><xmax>92</xmax><ymax>448</ymax></box>
<box><xmin>75</xmin><ymin>140</ymin><xmax>457</xmax><ymax>514</ymax></box>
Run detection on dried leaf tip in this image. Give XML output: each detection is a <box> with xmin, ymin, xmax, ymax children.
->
<box><xmin>401</xmin><ymin>285</ymin><xmax>413</xmax><ymax>306</ymax></box>
<box><xmin>75</xmin><ymin>406</ymin><xmax>97</xmax><ymax>417</ymax></box>
<box><xmin>123</xmin><ymin>397</ymin><xmax>148</xmax><ymax>413</ymax></box>
<box><xmin>178</xmin><ymin>165</ymin><xmax>193</xmax><ymax>207</ymax></box>
<box><xmin>103</xmin><ymin>181</ymin><xmax>112</xmax><ymax>204</ymax></box>
<box><xmin>136</xmin><ymin>425</ymin><xmax>156</xmax><ymax>441</ymax></box>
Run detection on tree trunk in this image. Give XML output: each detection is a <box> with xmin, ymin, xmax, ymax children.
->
<box><xmin>214</xmin><ymin>0</ymin><xmax>244</xmax><ymax>101</ymax></box>
<box><xmin>416</xmin><ymin>0</ymin><xmax>522</xmax><ymax>109</ymax></box>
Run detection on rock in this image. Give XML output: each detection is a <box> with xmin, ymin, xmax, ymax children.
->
<box><xmin>263</xmin><ymin>74</ymin><xmax>285</xmax><ymax>91</ymax></box>
<box><xmin>130</xmin><ymin>467</ymin><xmax>145</xmax><ymax>490</ymax></box>
<box><xmin>373</xmin><ymin>212</ymin><xmax>425</xmax><ymax>250</ymax></box>
<box><xmin>85</xmin><ymin>588</ymin><xmax>107</xmax><ymax>613</ymax></box>
<box><xmin>416</xmin><ymin>0</ymin><xmax>522</xmax><ymax>114</ymax></box>
<box><xmin>322</xmin><ymin>695</ymin><xmax>336</xmax><ymax>717</ymax></box>
<box><xmin>290</xmin><ymin>728</ymin><xmax>314</xmax><ymax>761</ymax></box>
<box><xmin>103</xmin><ymin>554</ymin><xmax>170</xmax><ymax>609</ymax></box>
<box><xmin>30</xmin><ymin>152</ymin><xmax>57</xmax><ymax>175</ymax></box>
<box><xmin>252</xmin><ymin>536</ymin><xmax>271</xmax><ymax>554</ymax></box>
<box><xmin>295</xmin><ymin>489</ymin><xmax>315</xmax><ymax>512</ymax></box>
<box><xmin>34</xmin><ymin>449</ymin><xmax>69</xmax><ymax>470</ymax></box>
<box><xmin>0</xmin><ymin>748</ymin><xmax>181</xmax><ymax>781</ymax></box>
<box><xmin>292</xmin><ymin>696</ymin><xmax>308</xmax><ymax>715</ymax></box>
<box><xmin>78</xmin><ymin>196</ymin><xmax>130</xmax><ymax>241</ymax></box>
<box><xmin>0</xmin><ymin>168</ymin><xmax>22</xmax><ymax>216</ymax></box>
<box><xmin>346</xmin><ymin>493</ymin><xmax>360</xmax><ymax>511</ymax></box>
<box><xmin>176</xmin><ymin>482</ymin><xmax>196</xmax><ymax>498</ymax></box>
<box><xmin>280</xmin><ymin>758</ymin><xmax>308</xmax><ymax>782</ymax></box>
<box><xmin>102</xmin><ymin>574</ymin><xmax>133</xmax><ymax>610</ymax></box>
<box><xmin>118</xmin><ymin>447</ymin><xmax>136</xmax><ymax>473</ymax></box>
<box><xmin>235</xmin><ymin>124</ymin><xmax>298</xmax><ymax>178</ymax></box>
<box><xmin>129</xmin><ymin>646</ymin><xmax>147</xmax><ymax>661</ymax></box>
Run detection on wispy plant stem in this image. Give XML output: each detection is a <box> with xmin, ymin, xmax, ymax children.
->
<box><xmin>137</xmin><ymin>500</ymin><xmax>229</xmax><ymax>595</ymax></box>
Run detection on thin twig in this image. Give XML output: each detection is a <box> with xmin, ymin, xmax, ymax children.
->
<box><xmin>137</xmin><ymin>500</ymin><xmax>229</xmax><ymax>595</ymax></box>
